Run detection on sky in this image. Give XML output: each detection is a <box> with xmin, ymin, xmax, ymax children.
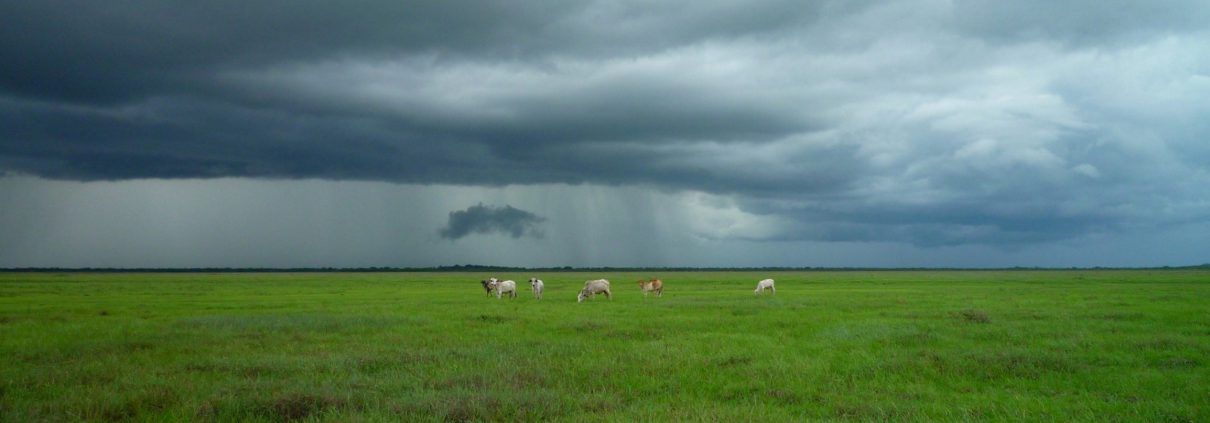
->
<box><xmin>2</xmin><ymin>0</ymin><xmax>1208</xmax><ymax>268</ymax></box>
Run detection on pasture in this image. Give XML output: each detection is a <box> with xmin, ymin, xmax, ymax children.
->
<box><xmin>0</xmin><ymin>271</ymin><xmax>1207</xmax><ymax>421</ymax></box>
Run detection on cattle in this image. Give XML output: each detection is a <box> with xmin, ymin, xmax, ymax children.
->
<box><xmin>480</xmin><ymin>277</ymin><xmax>499</xmax><ymax>296</ymax></box>
<box><xmin>577</xmin><ymin>279</ymin><xmax>612</xmax><ymax>303</ymax></box>
<box><xmin>754</xmin><ymin>278</ymin><xmax>775</xmax><ymax>295</ymax></box>
<box><xmin>529</xmin><ymin>277</ymin><xmax>544</xmax><ymax>300</ymax></box>
<box><xmin>495</xmin><ymin>280</ymin><xmax>518</xmax><ymax>299</ymax></box>
<box><xmin>638</xmin><ymin>278</ymin><xmax>663</xmax><ymax>297</ymax></box>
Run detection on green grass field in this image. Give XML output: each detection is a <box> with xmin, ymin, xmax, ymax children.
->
<box><xmin>1</xmin><ymin>271</ymin><xmax>1207</xmax><ymax>421</ymax></box>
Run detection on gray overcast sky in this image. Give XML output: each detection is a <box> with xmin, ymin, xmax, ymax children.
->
<box><xmin>2</xmin><ymin>0</ymin><xmax>1208</xmax><ymax>267</ymax></box>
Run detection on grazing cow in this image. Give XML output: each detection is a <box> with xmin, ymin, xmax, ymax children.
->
<box><xmin>529</xmin><ymin>277</ymin><xmax>544</xmax><ymax>300</ymax></box>
<box><xmin>480</xmin><ymin>277</ymin><xmax>499</xmax><ymax>296</ymax></box>
<box><xmin>754</xmin><ymin>278</ymin><xmax>775</xmax><ymax>295</ymax></box>
<box><xmin>495</xmin><ymin>280</ymin><xmax>518</xmax><ymax>299</ymax></box>
<box><xmin>638</xmin><ymin>278</ymin><xmax>663</xmax><ymax>297</ymax></box>
<box><xmin>577</xmin><ymin>279</ymin><xmax>612</xmax><ymax>303</ymax></box>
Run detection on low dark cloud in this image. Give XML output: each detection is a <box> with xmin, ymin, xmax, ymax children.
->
<box><xmin>2</xmin><ymin>0</ymin><xmax>1208</xmax><ymax>249</ymax></box>
<box><xmin>439</xmin><ymin>204</ymin><xmax>546</xmax><ymax>240</ymax></box>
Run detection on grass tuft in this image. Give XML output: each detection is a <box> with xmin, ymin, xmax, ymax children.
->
<box><xmin>956</xmin><ymin>308</ymin><xmax>990</xmax><ymax>324</ymax></box>
<box><xmin>263</xmin><ymin>392</ymin><xmax>347</xmax><ymax>422</ymax></box>
<box><xmin>714</xmin><ymin>356</ymin><xmax>753</xmax><ymax>368</ymax></box>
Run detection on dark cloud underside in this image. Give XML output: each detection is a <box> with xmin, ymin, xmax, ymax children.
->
<box><xmin>439</xmin><ymin>204</ymin><xmax>546</xmax><ymax>240</ymax></box>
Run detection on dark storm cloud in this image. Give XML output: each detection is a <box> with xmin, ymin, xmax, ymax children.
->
<box><xmin>2</xmin><ymin>0</ymin><xmax>1208</xmax><ymax>247</ymax></box>
<box><xmin>0</xmin><ymin>0</ymin><xmax>833</xmax><ymax>103</ymax></box>
<box><xmin>0</xmin><ymin>1</ymin><xmax>560</xmax><ymax>103</ymax></box>
<box><xmin>952</xmin><ymin>0</ymin><xmax>1210</xmax><ymax>45</ymax></box>
<box><xmin>439</xmin><ymin>204</ymin><xmax>546</xmax><ymax>240</ymax></box>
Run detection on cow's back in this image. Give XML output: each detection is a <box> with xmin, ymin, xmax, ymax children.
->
<box><xmin>585</xmin><ymin>279</ymin><xmax>610</xmax><ymax>292</ymax></box>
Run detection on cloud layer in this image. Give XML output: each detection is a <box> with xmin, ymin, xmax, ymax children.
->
<box><xmin>2</xmin><ymin>0</ymin><xmax>1208</xmax><ymax>249</ymax></box>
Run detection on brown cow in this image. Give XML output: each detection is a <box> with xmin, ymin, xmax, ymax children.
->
<box><xmin>638</xmin><ymin>278</ymin><xmax>663</xmax><ymax>298</ymax></box>
<box><xmin>480</xmin><ymin>277</ymin><xmax>499</xmax><ymax>296</ymax></box>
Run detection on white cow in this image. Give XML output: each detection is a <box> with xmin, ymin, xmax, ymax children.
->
<box><xmin>754</xmin><ymin>278</ymin><xmax>775</xmax><ymax>295</ymax></box>
<box><xmin>577</xmin><ymin>279</ymin><xmax>612</xmax><ymax>303</ymax></box>
<box><xmin>495</xmin><ymin>280</ymin><xmax>518</xmax><ymax>299</ymax></box>
<box><xmin>529</xmin><ymin>277</ymin><xmax>544</xmax><ymax>300</ymax></box>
